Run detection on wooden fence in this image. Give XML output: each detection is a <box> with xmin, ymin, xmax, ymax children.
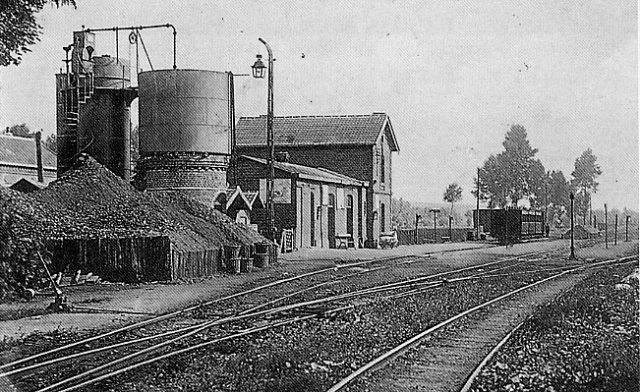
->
<box><xmin>48</xmin><ymin>237</ymin><xmax>274</xmax><ymax>283</ymax></box>
<box><xmin>49</xmin><ymin>236</ymin><xmax>172</xmax><ymax>283</ymax></box>
<box><xmin>397</xmin><ymin>227</ymin><xmax>474</xmax><ymax>245</ymax></box>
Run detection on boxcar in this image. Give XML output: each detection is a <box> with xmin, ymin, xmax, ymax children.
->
<box><xmin>474</xmin><ymin>208</ymin><xmax>546</xmax><ymax>243</ymax></box>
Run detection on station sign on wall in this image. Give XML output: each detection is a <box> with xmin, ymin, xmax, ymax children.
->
<box><xmin>260</xmin><ymin>179</ymin><xmax>291</xmax><ymax>204</ymax></box>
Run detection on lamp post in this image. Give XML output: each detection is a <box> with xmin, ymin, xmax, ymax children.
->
<box><xmin>569</xmin><ymin>192</ymin><xmax>575</xmax><ymax>260</ymax></box>
<box><xmin>252</xmin><ymin>38</ymin><xmax>275</xmax><ymax>245</ymax></box>
<box><xmin>414</xmin><ymin>214</ymin><xmax>421</xmax><ymax>245</ymax></box>
<box><xmin>476</xmin><ymin>167</ymin><xmax>480</xmax><ymax>240</ymax></box>
<box><xmin>429</xmin><ymin>208</ymin><xmax>440</xmax><ymax>243</ymax></box>
<box><xmin>625</xmin><ymin>215</ymin><xmax>630</xmax><ymax>242</ymax></box>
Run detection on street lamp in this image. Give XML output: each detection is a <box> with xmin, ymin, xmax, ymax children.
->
<box><xmin>569</xmin><ymin>192</ymin><xmax>575</xmax><ymax>260</ymax></box>
<box><xmin>626</xmin><ymin>215</ymin><xmax>631</xmax><ymax>242</ymax></box>
<box><xmin>429</xmin><ymin>208</ymin><xmax>440</xmax><ymax>243</ymax></box>
<box><xmin>252</xmin><ymin>38</ymin><xmax>275</xmax><ymax>245</ymax></box>
<box><xmin>414</xmin><ymin>214</ymin><xmax>421</xmax><ymax>245</ymax></box>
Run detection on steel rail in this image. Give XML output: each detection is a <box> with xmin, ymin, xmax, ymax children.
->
<box><xmin>458</xmin><ymin>320</ymin><xmax>527</xmax><ymax>392</ymax></box>
<box><xmin>56</xmin><ymin>315</ymin><xmax>316</xmax><ymax>392</ymax></box>
<box><xmin>325</xmin><ymin>255</ymin><xmax>638</xmax><ymax>392</ymax></box>
<box><xmin>458</xmin><ymin>256</ymin><xmax>638</xmax><ymax>392</ymax></box>
<box><xmin>30</xmin><ymin>250</ymin><xmax>528</xmax><ymax>390</ymax></box>
<box><xmin>1</xmin><ymin>245</ymin><xmax>494</xmax><ymax>374</ymax></box>
<box><xmin>0</xmin><ymin>253</ymin><xmax>411</xmax><ymax>373</ymax></box>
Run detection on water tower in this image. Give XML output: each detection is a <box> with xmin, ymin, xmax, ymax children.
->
<box><xmin>135</xmin><ymin>69</ymin><xmax>232</xmax><ymax>206</ymax></box>
<box><xmin>56</xmin><ymin>30</ymin><xmax>137</xmax><ymax>179</ymax></box>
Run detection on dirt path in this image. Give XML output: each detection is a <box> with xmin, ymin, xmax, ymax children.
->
<box><xmin>360</xmin><ymin>272</ymin><xmax>587</xmax><ymax>391</ymax></box>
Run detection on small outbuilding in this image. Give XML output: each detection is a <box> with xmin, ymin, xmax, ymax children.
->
<box><xmin>236</xmin><ymin>155</ymin><xmax>369</xmax><ymax>250</ymax></box>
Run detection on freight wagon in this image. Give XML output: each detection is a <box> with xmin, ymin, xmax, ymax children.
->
<box><xmin>474</xmin><ymin>208</ymin><xmax>546</xmax><ymax>243</ymax></box>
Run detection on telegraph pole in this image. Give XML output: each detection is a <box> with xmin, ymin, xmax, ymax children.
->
<box><xmin>604</xmin><ymin>203</ymin><xmax>608</xmax><ymax>249</ymax></box>
<box><xmin>476</xmin><ymin>167</ymin><xmax>480</xmax><ymax>240</ymax></box>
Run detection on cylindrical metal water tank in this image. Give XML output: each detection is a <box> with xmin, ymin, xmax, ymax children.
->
<box><xmin>136</xmin><ymin>69</ymin><xmax>231</xmax><ymax>205</ymax></box>
<box><xmin>93</xmin><ymin>55</ymin><xmax>131</xmax><ymax>88</ymax></box>
<box><xmin>138</xmin><ymin>69</ymin><xmax>229</xmax><ymax>155</ymax></box>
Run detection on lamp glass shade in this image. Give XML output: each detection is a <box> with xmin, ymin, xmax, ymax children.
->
<box><xmin>252</xmin><ymin>55</ymin><xmax>266</xmax><ymax>78</ymax></box>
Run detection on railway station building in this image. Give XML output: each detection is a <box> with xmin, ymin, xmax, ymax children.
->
<box><xmin>235</xmin><ymin>113</ymin><xmax>399</xmax><ymax>248</ymax></box>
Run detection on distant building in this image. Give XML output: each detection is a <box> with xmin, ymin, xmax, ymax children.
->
<box><xmin>0</xmin><ymin>134</ymin><xmax>56</xmax><ymax>188</ymax></box>
<box><xmin>236</xmin><ymin>155</ymin><xmax>369</xmax><ymax>249</ymax></box>
<box><xmin>235</xmin><ymin>113</ymin><xmax>399</xmax><ymax>247</ymax></box>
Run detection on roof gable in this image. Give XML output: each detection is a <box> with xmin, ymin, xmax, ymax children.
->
<box><xmin>236</xmin><ymin>113</ymin><xmax>399</xmax><ymax>151</ymax></box>
<box><xmin>0</xmin><ymin>135</ymin><xmax>57</xmax><ymax>169</ymax></box>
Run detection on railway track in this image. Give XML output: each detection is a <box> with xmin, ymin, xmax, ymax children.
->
<box><xmin>3</xmin><ymin>247</ymin><xmax>544</xmax><ymax>391</ymax></box>
<box><xmin>4</xmin><ymin>243</ymin><xmax>602</xmax><ymax>392</ymax></box>
<box><xmin>0</xmin><ymin>244</ymin><xmax>501</xmax><ymax>375</ymax></box>
<box><xmin>326</xmin><ymin>255</ymin><xmax>638</xmax><ymax>392</ymax></box>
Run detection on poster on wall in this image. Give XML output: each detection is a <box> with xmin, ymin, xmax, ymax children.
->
<box><xmin>259</xmin><ymin>179</ymin><xmax>291</xmax><ymax>204</ymax></box>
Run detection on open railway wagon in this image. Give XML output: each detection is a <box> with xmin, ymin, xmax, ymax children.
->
<box><xmin>474</xmin><ymin>208</ymin><xmax>546</xmax><ymax>244</ymax></box>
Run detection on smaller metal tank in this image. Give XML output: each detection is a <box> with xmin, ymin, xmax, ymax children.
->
<box><xmin>93</xmin><ymin>55</ymin><xmax>131</xmax><ymax>88</ymax></box>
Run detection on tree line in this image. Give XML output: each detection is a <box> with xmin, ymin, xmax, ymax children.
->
<box><xmin>473</xmin><ymin>124</ymin><xmax>602</xmax><ymax>227</ymax></box>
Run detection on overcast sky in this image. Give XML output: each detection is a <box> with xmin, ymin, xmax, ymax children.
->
<box><xmin>0</xmin><ymin>0</ymin><xmax>637</xmax><ymax>210</ymax></box>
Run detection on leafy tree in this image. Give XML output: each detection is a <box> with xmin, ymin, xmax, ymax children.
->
<box><xmin>443</xmin><ymin>183</ymin><xmax>463</xmax><ymax>218</ymax></box>
<box><xmin>571</xmin><ymin>148</ymin><xmax>602</xmax><ymax>224</ymax></box>
<box><xmin>1</xmin><ymin>0</ymin><xmax>76</xmax><ymax>66</ymax></box>
<box><xmin>44</xmin><ymin>133</ymin><xmax>57</xmax><ymax>153</ymax></box>
<box><xmin>547</xmin><ymin>170</ymin><xmax>571</xmax><ymax>226</ymax></box>
<box><xmin>477</xmin><ymin>125</ymin><xmax>545</xmax><ymax>207</ymax></box>
<box><xmin>6</xmin><ymin>123</ymin><xmax>34</xmax><ymax>138</ymax></box>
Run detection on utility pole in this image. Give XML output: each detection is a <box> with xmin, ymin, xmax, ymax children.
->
<box><xmin>604</xmin><ymin>203</ymin><xmax>608</xmax><ymax>249</ymax></box>
<box><xmin>614</xmin><ymin>214</ymin><xmax>618</xmax><ymax>245</ymax></box>
<box><xmin>476</xmin><ymin>167</ymin><xmax>480</xmax><ymax>240</ymax></box>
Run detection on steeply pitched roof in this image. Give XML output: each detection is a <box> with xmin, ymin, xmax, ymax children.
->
<box><xmin>0</xmin><ymin>135</ymin><xmax>57</xmax><ymax>169</ymax></box>
<box><xmin>241</xmin><ymin>155</ymin><xmax>368</xmax><ymax>187</ymax></box>
<box><xmin>236</xmin><ymin>113</ymin><xmax>399</xmax><ymax>151</ymax></box>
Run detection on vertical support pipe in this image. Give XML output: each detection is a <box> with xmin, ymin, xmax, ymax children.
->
<box><xmin>614</xmin><ymin>214</ymin><xmax>618</xmax><ymax>245</ymax></box>
<box><xmin>35</xmin><ymin>131</ymin><xmax>44</xmax><ymax>183</ymax></box>
<box><xmin>414</xmin><ymin>214</ymin><xmax>420</xmax><ymax>245</ymax></box>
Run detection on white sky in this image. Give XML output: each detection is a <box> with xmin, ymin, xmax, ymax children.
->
<box><xmin>0</xmin><ymin>0</ymin><xmax>637</xmax><ymax>210</ymax></box>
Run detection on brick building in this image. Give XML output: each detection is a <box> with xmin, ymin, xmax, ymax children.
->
<box><xmin>0</xmin><ymin>134</ymin><xmax>56</xmax><ymax>189</ymax></box>
<box><xmin>235</xmin><ymin>113</ymin><xmax>399</xmax><ymax>247</ymax></box>
<box><xmin>236</xmin><ymin>155</ymin><xmax>368</xmax><ymax>249</ymax></box>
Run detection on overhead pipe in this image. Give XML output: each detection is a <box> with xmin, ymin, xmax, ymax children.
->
<box><xmin>82</xmin><ymin>23</ymin><xmax>177</xmax><ymax>69</ymax></box>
